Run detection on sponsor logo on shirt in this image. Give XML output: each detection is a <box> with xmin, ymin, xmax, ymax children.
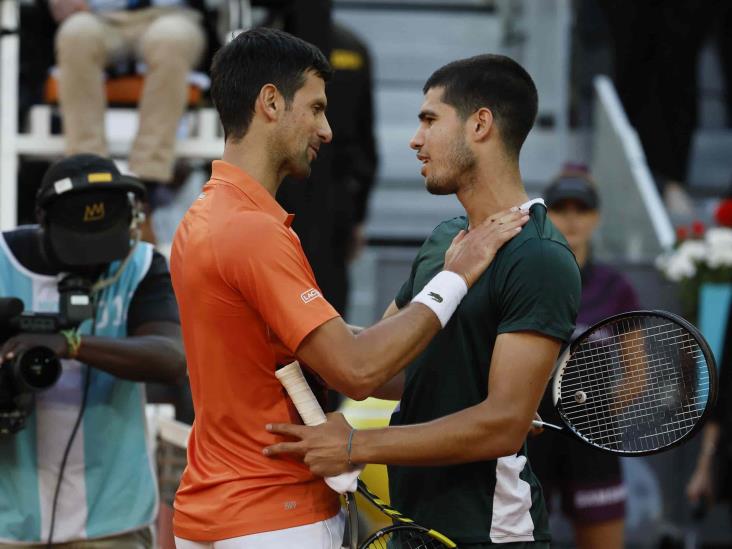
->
<box><xmin>428</xmin><ymin>291</ymin><xmax>443</xmax><ymax>303</ymax></box>
<box><xmin>301</xmin><ymin>288</ymin><xmax>322</xmax><ymax>303</ymax></box>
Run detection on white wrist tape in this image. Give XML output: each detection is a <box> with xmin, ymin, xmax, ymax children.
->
<box><xmin>411</xmin><ymin>270</ymin><xmax>468</xmax><ymax>327</ymax></box>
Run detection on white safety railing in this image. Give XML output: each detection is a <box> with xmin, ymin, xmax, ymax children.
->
<box><xmin>591</xmin><ymin>75</ymin><xmax>675</xmax><ymax>261</ymax></box>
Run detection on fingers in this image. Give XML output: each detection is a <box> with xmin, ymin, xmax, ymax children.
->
<box><xmin>263</xmin><ymin>441</ymin><xmax>306</xmax><ymax>457</ymax></box>
<box><xmin>263</xmin><ymin>423</ymin><xmax>308</xmax><ymax>457</ymax></box>
<box><xmin>484</xmin><ymin>209</ymin><xmax>529</xmax><ymax>232</ymax></box>
<box><xmin>265</xmin><ymin>423</ymin><xmax>307</xmax><ymax>438</ymax></box>
<box><xmin>487</xmin><ymin>207</ymin><xmax>522</xmax><ymax>225</ymax></box>
<box><xmin>494</xmin><ymin>213</ymin><xmax>530</xmax><ymax>237</ymax></box>
<box><xmin>0</xmin><ymin>338</ymin><xmax>22</xmax><ymax>365</ymax></box>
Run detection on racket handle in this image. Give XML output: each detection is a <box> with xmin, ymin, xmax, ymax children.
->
<box><xmin>532</xmin><ymin>419</ymin><xmax>563</xmax><ymax>432</ymax></box>
<box><xmin>275</xmin><ymin>361</ymin><xmax>360</xmax><ymax>493</ymax></box>
<box><xmin>275</xmin><ymin>362</ymin><xmax>327</xmax><ymax>426</ymax></box>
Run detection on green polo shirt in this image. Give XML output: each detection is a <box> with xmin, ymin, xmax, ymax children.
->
<box><xmin>389</xmin><ymin>203</ymin><xmax>581</xmax><ymax>546</ymax></box>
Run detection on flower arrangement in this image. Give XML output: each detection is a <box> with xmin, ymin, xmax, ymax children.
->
<box><xmin>656</xmin><ymin>199</ymin><xmax>732</xmax><ymax>321</ymax></box>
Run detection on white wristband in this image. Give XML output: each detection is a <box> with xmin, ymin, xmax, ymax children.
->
<box><xmin>411</xmin><ymin>270</ymin><xmax>468</xmax><ymax>328</ymax></box>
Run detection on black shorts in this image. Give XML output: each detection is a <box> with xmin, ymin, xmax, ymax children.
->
<box><xmin>527</xmin><ymin>428</ymin><xmax>626</xmax><ymax>524</ymax></box>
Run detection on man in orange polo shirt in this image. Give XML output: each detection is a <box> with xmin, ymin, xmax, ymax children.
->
<box><xmin>170</xmin><ymin>28</ymin><xmax>528</xmax><ymax>548</ymax></box>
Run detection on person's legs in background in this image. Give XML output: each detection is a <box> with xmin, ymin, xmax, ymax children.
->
<box><xmin>130</xmin><ymin>9</ymin><xmax>205</xmax><ymax>244</ymax></box>
<box><xmin>558</xmin><ymin>445</ymin><xmax>626</xmax><ymax>549</ymax></box>
<box><xmin>55</xmin><ymin>12</ymin><xmax>124</xmax><ymax>157</ymax></box>
<box><xmin>130</xmin><ymin>9</ymin><xmax>205</xmax><ymax>186</ymax></box>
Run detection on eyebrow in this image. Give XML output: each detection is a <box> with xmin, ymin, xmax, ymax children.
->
<box><xmin>418</xmin><ymin>109</ymin><xmax>438</xmax><ymax>121</ymax></box>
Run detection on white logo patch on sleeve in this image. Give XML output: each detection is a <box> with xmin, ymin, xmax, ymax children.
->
<box><xmin>300</xmin><ymin>288</ymin><xmax>322</xmax><ymax>303</ymax></box>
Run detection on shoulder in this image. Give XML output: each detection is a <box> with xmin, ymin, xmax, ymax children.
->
<box><xmin>218</xmin><ymin>210</ymin><xmax>293</xmax><ymax>252</ymax></box>
<box><xmin>494</xmin><ymin>226</ymin><xmax>581</xmax><ymax>299</ymax></box>
<box><xmin>500</xmin><ymin>237</ymin><xmax>580</xmax><ymax>284</ymax></box>
<box><xmin>498</xmin><ymin>205</ymin><xmax>573</xmax><ymax>259</ymax></box>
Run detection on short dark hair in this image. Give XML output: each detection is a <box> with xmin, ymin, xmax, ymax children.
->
<box><xmin>423</xmin><ymin>54</ymin><xmax>538</xmax><ymax>157</ymax></box>
<box><xmin>210</xmin><ymin>28</ymin><xmax>333</xmax><ymax>142</ymax></box>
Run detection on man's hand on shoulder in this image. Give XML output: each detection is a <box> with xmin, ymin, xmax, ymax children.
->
<box><xmin>444</xmin><ymin>207</ymin><xmax>528</xmax><ymax>287</ymax></box>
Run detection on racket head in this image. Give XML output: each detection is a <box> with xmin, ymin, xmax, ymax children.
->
<box><xmin>552</xmin><ymin>310</ymin><xmax>718</xmax><ymax>456</ymax></box>
<box><xmin>356</xmin><ymin>481</ymin><xmax>457</xmax><ymax>548</ymax></box>
<box><xmin>359</xmin><ymin>523</ymin><xmax>455</xmax><ymax>548</ymax></box>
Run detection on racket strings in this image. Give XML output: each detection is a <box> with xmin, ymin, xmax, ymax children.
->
<box><xmin>563</xmin><ymin>345</ymin><xmax>707</xmax><ymax>410</ymax></box>
<box><xmin>558</xmin><ymin>315</ymin><xmax>711</xmax><ymax>453</ymax></box>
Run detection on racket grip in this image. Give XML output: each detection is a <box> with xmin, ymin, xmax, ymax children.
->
<box><xmin>275</xmin><ymin>361</ymin><xmax>360</xmax><ymax>493</ymax></box>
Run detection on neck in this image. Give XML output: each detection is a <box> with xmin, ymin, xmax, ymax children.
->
<box><xmin>456</xmin><ymin>157</ymin><xmax>528</xmax><ymax>228</ymax></box>
<box><xmin>573</xmin><ymin>242</ymin><xmax>590</xmax><ymax>268</ymax></box>
<box><xmin>222</xmin><ymin>133</ymin><xmax>281</xmax><ymax>197</ymax></box>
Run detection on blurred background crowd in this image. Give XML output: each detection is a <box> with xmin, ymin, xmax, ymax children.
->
<box><xmin>1</xmin><ymin>0</ymin><xmax>732</xmax><ymax>547</ymax></box>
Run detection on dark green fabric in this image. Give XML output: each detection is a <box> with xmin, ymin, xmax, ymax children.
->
<box><xmin>389</xmin><ymin>204</ymin><xmax>580</xmax><ymax>545</ymax></box>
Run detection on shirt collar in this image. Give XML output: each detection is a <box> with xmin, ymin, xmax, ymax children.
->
<box><xmin>210</xmin><ymin>160</ymin><xmax>294</xmax><ymax>227</ymax></box>
<box><xmin>520</xmin><ymin>198</ymin><xmax>546</xmax><ymax>210</ymax></box>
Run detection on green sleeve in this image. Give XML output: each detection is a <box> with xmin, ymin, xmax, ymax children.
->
<box><xmin>495</xmin><ymin>238</ymin><xmax>581</xmax><ymax>342</ymax></box>
<box><xmin>394</xmin><ymin>258</ymin><xmax>418</xmax><ymax>309</ymax></box>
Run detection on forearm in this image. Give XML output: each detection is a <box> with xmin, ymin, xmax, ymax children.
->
<box><xmin>343</xmin><ymin>304</ymin><xmax>440</xmax><ymax>398</ymax></box>
<box><xmin>76</xmin><ymin>334</ymin><xmax>185</xmax><ymax>383</ymax></box>
<box><xmin>695</xmin><ymin>421</ymin><xmax>721</xmax><ymax>468</ymax></box>
<box><xmin>350</xmin><ymin>400</ymin><xmax>525</xmax><ymax>466</ymax></box>
<box><xmin>299</xmin><ymin>303</ymin><xmax>440</xmax><ymax>400</ymax></box>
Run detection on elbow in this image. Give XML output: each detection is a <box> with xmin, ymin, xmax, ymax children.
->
<box><xmin>336</xmin><ymin>376</ymin><xmax>374</xmax><ymax>402</ymax></box>
<box><xmin>476</xmin><ymin>415</ymin><xmax>530</xmax><ymax>459</ymax></box>
<box><xmin>157</xmin><ymin>340</ymin><xmax>187</xmax><ymax>383</ymax></box>
<box><xmin>169</xmin><ymin>353</ymin><xmax>187</xmax><ymax>382</ymax></box>
<box><xmin>498</xmin><ymin>422</ymin><xmax>532</xmax><ymax>457</ymax></box>
<box><xmin>332</xmin><ymin>361</ymin><xmax>381</xmax><ymax>402</ymax></box>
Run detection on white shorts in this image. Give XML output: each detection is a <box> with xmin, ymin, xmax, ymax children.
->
<box><xmin>174</xmin><ymin>511</ymin><xmax>345</xmax><ymax>549</ymax></box>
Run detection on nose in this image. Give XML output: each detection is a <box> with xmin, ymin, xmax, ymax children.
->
<box><xmin>409</xmin><ymin>127</ymin><xmax>424</xmax><ymax>151</ymax></box>
<box><xmin>319</xmin><ymin>116</ymin><xmax>333</xmax><ymax>144</ymax></box>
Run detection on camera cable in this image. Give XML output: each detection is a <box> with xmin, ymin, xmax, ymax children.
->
<box><xmin>45</xmin><ymin>308</ymin><xmax>97</xmax><ymax>548</ymax></box>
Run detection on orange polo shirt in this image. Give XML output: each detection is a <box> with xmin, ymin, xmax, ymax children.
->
<box><xmin>170</xmin><ymin>160</ymin><xmax>341</xmax><ymax>540</ymax></box>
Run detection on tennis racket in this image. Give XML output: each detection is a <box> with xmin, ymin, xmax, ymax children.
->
<box><xmin>531</xmin><ymin>310</ymin><xmax>718</xmax><ymax>456</ymax></box>
<box><xmin>276</xmin><ymin>362</ymin><xmax>456</xmax><ymax>549</ymax></box>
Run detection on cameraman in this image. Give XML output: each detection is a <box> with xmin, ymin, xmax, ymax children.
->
<box><xmin>0</xmin><ymin>154</ymin><xmax>185</xmax><ymax>547</ymax></box>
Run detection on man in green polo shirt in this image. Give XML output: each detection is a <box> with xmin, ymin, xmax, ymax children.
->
<box><xmin>266</xmin><ymin>54</ymin><xmax>581</xmax><ymax>548</ymax></box>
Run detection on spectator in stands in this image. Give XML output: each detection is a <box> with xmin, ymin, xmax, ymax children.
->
<box><xmin>51</xmin><ymin>0</ymin><xmax>206</xmax><ymax>210</ymax></box>
<box><xmin>0</xmin><ymin>154</ymin><xmax>185</xmax><ymax>547</ymax></box>
<box><xmin>277</xmin><ymin>19</ymin><xmax>378</xmax><ymax>316</ymax></box>
<box><xmin>597</xmin><ymin>0</ymin><xmax>723</xmax><ymax>217</ymax></box>
<box><xmin>528</xmin><ymin>165</ymin><xmax>640</xmax><ymax>549</ymax></box>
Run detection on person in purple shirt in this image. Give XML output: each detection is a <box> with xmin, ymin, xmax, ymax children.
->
<box><xmin>528</xmin><ymin>166</ymin><xmax>640</xmax><ymax>549</ymax></box>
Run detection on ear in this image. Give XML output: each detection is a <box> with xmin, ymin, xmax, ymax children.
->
<box><xmin>257</xmin><ymin>83</ymin><xmax>283</xmax><ymax>122</ymax></box>
<box><xmin>471</xmin><ymin>107</ymin><xmax>494</xmax><ymax>142</ymax></box>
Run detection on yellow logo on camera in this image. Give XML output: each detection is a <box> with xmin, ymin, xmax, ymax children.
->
<box><xmin>84</xmin><ymin>202</ymin><xmax>105</xmax><ymax>222</ymax></box>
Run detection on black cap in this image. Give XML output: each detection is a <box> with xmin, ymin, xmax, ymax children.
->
<box><xmin>37</xmin><ymin>154</ymin><xmax>145</xmax><ymax>207</ymax></box>
<box><xmin>543</xmin><ymin>174</ymin><xmax>599</xmax><ymax>210</ymax></box>
<box><xmin>37</xmin><ymin>154</ymin><xmax>145</xmax><ymax>267</ymax></box>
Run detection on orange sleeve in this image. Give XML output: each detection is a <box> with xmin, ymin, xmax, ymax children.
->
<box><xmin>217</xmin><ymin>212</ymin><xmax>340</xmax><ymax>352</ymax></box>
